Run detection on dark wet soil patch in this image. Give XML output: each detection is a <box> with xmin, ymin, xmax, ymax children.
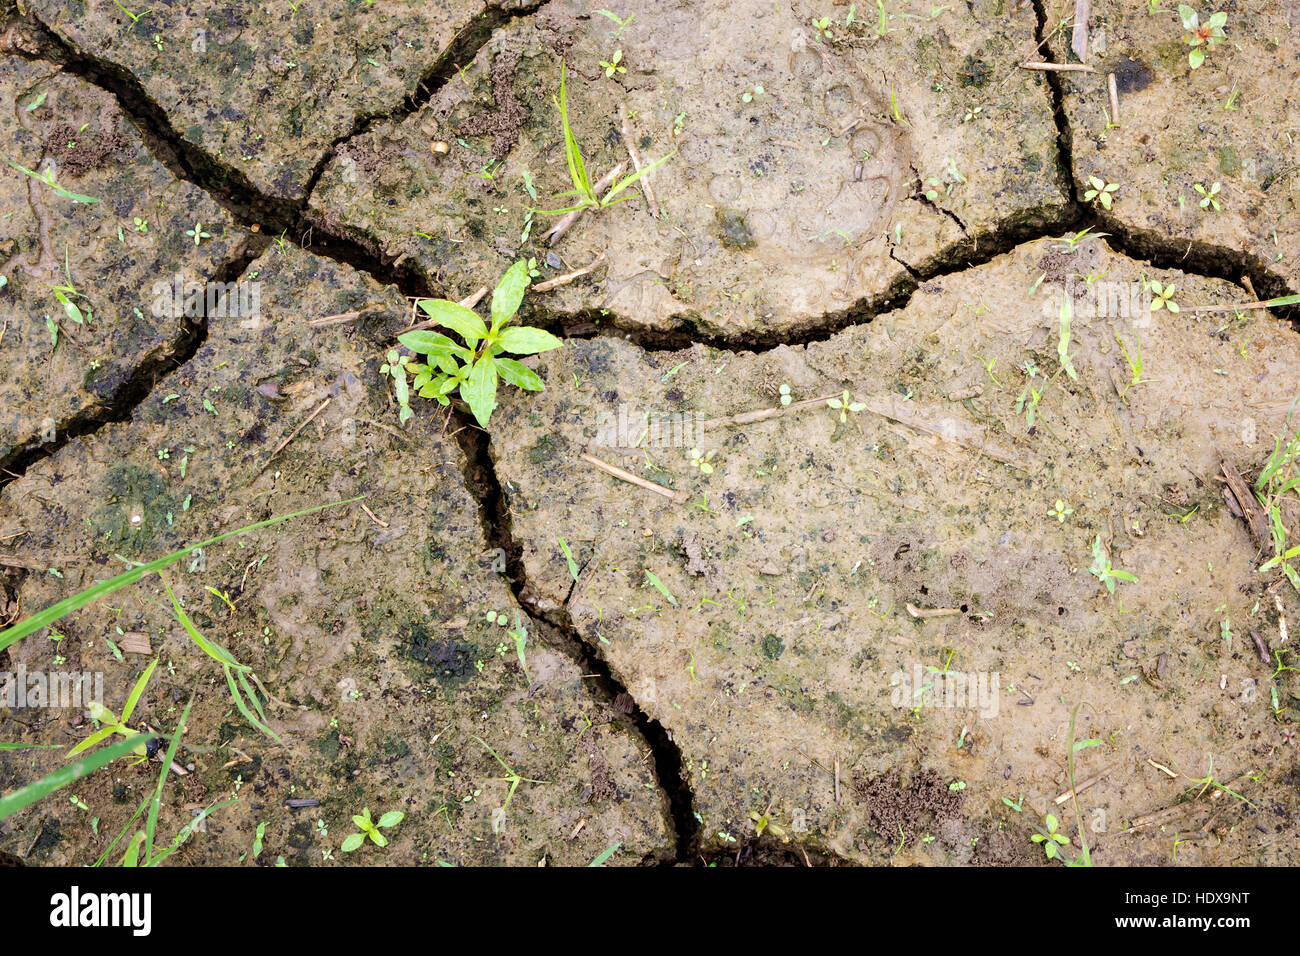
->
<box><xmin>457</xmin><ymin>48</ymin><xmax>527</xmax><ymax>159</ymax></box>
<box><xmin>856</xmin><ymin>770</ymin><xmax>965</xmax><ymax>844</ymax></box>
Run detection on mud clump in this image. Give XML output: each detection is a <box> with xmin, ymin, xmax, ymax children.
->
<box><xmin>856</xmin><ymin>770</ymin><xmax>963</xmax><ymax>843</ymax></box>
<box><xmin>1112</xmin><ymin>55</ymin><xmax>1154</xmax><ymax>94</ymax></box>
<box><xmin>458</xmin><ymin>48</ymin><xmax>526</xmax><ymax>159</ymax></box>
<box><xmin>45</xmin><ymin>121</ymin><xmax>127</xmax><ymax>177</ymax></box>
<box><xmin>400</xmin><ymin>625</ymin><xmax>477</xmax><ymax>690</ymax></box>
<box><xmin>715</xmin><ymin>209</ymin><xmax>755</xmax><ymax>251</ymax></box>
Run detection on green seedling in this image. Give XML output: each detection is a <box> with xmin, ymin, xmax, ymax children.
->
<box><xmin>1255</xmin><ymin>408</ymin><xmax>1300</xmax><ymax>593</ymax></box>
<box><xmin>599</xmin><ymin>48</ymin><xmax>626</xmax><ymax>77</ymax></box>
<box><xmin>66</xmin><ymin>658</ymin><xmax>158</xmax><ymax>762</ymax></box>
<box><xmin>161</xmin><ymin>577</ymin><xmax>279</xmax><ymax>740</ymax></box>
<box><xmin>1083</xmin><ymin>175</ymin><xmax>1119</xmax><ymax>210</ymax></box>
<box><xmin>532</xmin><ymin>63</ymin><xmax>674</xmax><ymax>219</ymax></box>
<box><xmin>112</xmin><ymin>2</ymin><xmax>151</xmax><ymax>23</ymax></box>
<box><xmin>378</xmin><ymin>350</ymin><xmax>414</xmax><ymax>425</ymax></box>
<box><xmin>1149</xmin><ymin>279</ymin><xmax>1179</xmax><ymax>312</ymax></box>
<box><xmin>1057</xmin><ymin>298</ymin><xmax>1078</xmax><ymax>381</ymax></box>
<box><xmin>1194</xmin><ymin>181</ymin><xmax>1222</xmax><ymax>211</ymax></box>
<box><xmin>1047</xmin><ymin>499</ymin><xmax>1074</xmax><ymax>522</ymax></box>
<box><xmin>341</xmin><ymin>807</ymin><xmax>405</xmax><ymax>851</ymax></box>
<box><xmin>644</xmin><ymin>570</ymin><xmax>678</xmax><ymax>606</ymax></box>
<box><xmin>1089</xmin><ymin>535</ymin><xmax>1137</xmax><ymax>594</ymax></box>
<box><xmin>594</xmin><ymin>9</ymin><xmax>634</xmax><ymax>40</ymax></box>
<box><xmin>1030</xmin><ymin>813</ymin><xmax>1070</xmax><ymax>860</ymax></box>
<box><xmin>813</xmin><ymin>15</ymin><xmax>833</xmax><ymax>38</ymax></box>
<box><xmin>558</xmin><ymin>537</ymin><xmax>580</xmax><ymax>582</ymax></box>
<box><xmin>508</xmin><ymin>611</ymin><xmax>530</xmax><ymax>681</ymax></box>
<box><xmin>827</xmin><ymin>389</ymin><xmax>866</xmax><ymax>423</ymax></box>
<box><xmin>1055</xmin><ymin>226</ymin><xmax>1109</xmax><ymax>252</ymax></box>
<box><xmin>474</xmin><ymin>737</ymin><xmax>546</xmax><ymax>809</ymax></box>
<box><xmin>589</xmin><ymin>842</ymin><xmax>622</xmax><ymax>866</ymax></box>
<box><xmin>185</xmin><ymin>223</ymin><xmax>211</xmax><ymax>246</ymax></box>
<box><xmin>397</xmin><ymin>260</ymin><xmax>563</xmax><ymax>427</ymax></box>
<box><xmin>689</xmin><ymin>447</ymin><xmax>717</xmax><ymax>473</ymax></box>
<box><xmin>1114</xmin><ymin>329</ymin><xmax>1156</xmax><ymax>395</ymax></box>
<box><xmin>6</xmin><ymin>158</ymin><xmax>98</xmax><ymax>203</ymax></box>
<box><xmin>1178</xmin><ymin>5</ymin><xmax>1227</xmax><ymax>69</ymax></box>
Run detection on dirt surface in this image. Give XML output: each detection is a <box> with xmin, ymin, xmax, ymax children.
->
<box><xmin>0</xmin><ymin>55</ymin><xmax>246</xmax><ymax>468</ymax></box>
<box><xmin>0</xmin><ymin>245</ymin><xmax>670</xmax><ymax>865</ymax></box>
<box><xmin>21</xmin><ymin>0</ymin><xmax>540</xmax><ymax>201</ymax></box>
<box><xmin>487</xmin><ymin>242</ymin><xmax>1300</xmax><ymax>863</ymax></box>
<box><xmin>310</xmin><ymin>0</ymin><xmax>1069</xmax><ymax>338</ymax></box>
<box><xmin>1044</xmin><ymin>0</ymin><xmax>1299</xmax><ymax>298</ymax></box>
<box><xmin>1</xmin><ymin>0</ymin><xmax>1298</xmax><ymax>868</ymax></box>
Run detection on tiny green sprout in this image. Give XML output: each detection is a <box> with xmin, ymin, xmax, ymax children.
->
<box><xmin>378</xmin><ymin>349</ymin><xmax>413</xmax><ymax>424</ymax></box>
<box><xmin>741</xmin><ymin>84</ymin><xmax>764</xmax><ymax>103</ymax></box>
<box><xmin>1089</xmin><ymin>535</ymin><xmax>1138</xmax><ymax>595</ymax></box>
<box><xmin>398</xmin><ymin>260</ymin><xmax>562</xmax><ymax>427</ymax></box>
<box><xmin>813</xmin><ymin>15</ymin><xmax>833</xmax><ymax>38</ymax></box>
<box><xmin>594</xmin><ymin>9</ymin><xmax>635</xmax><ymax>40</ymax></box>
<box><xmin>1031</xmin><ymin>813</ymin><xmax>1071</xmax><ymax>861</ymax></box>
<box><xmin>1149</xmin><ymin>279</ymin><xmax>1179</xmax><ymax>312</ymax></box>
<box><xmin>185</xmin><ymin>222</ymin><xmax>211</xmax><ymax>246</ymax></box>
<box><xmin>827</xmin><ymin>389</ymin><xmax>866</xmax><ymax>423</ymax></box>
<box><xmin>1194</xmin><ymin>181</ymin><xmax>1222</xmax><ymax>211</ymax></box>
<box><xmin>1048</xmin><ymin>500</ymin><xmax>1074</xmax><ymax>522</ymax></box>
<box><xmin>599</xmin><ymin>48</ymin><xmax>626</xmax><ymax>77</ymax></box>
<box><xmin>340</xmin><ymin>807</ymin><xmax>405</xmax><ymax>852</ymax></box>
<box><xmin>133</xmin><ymin>217</ymin><xmax>148</xmax><ymax>233</ymax></box>
<box><xmin>689</xmin><ymin>447</ymin><xmax>717</xmax><ymax>474</ymax></box>
<box><xmin>1178</xmin><ymin>5</ymin><xmax>1227</xmax><ymax>69</ymax></box>
<box><xmin>1083</xmin><ymin>175</ymin><xmax>1119</xmax><ymax>210</ymax></box>
<box><xmin>778</xmin><ymin>383</ymin><xmax>792</xmax><ymax>406</ymax></box>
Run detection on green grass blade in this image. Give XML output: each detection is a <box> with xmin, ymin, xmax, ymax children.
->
<box><xmin>148</xmin><ymin>798</ymin><xmax>237</xmax><ymax>867</ymax></box>
<box><xmin>0</xmin><ymin>732</ymin><xmax>146</xmax><ymax>821</ymax></box>
<box><xmin>235</xmin><ymin>668</ymin><xmax>271</xmax><ymax>726</ymax></box>
<box><xmin>589</xmin><ymin>842</ymin><xmax>621</xmax><ymax>866</ymax></box>
<box><xmin>144</xmin><ymin>700</ymin><xmax>190</xmax><ymax>863</ymax></box>
<box><xmin>119</xmin><ymin>657</ymin><xmax>159</xmax><ymax>725</ymax></box>
<box><xmin>162</xmin><ymin>579</ymin><xmax>239</xmax><ymax>667</ymax></box>
<box><xmin>0</xmin><ymin>496</ymin><xmax>362</xmax><ymax>653</ymax></box>
<box><xmin>602</xmin><ymin>150</ymin><xmax>676</xmax><ymax>203</ymax></box>
<box><xmin>226</xmin><ymin>666</ymin><xmax>278</xmax><ymax>741</ymax></box>
<box><xmin>0</xmin><ymin>742</ymin><xmax>61</xmax><ymax>751</ymax></box>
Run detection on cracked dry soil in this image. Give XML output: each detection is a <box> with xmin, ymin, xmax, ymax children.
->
<box><xmin>0</xmin><ymin>0</ymin><xmax>1298</xmax><ymax>867</ymax></box>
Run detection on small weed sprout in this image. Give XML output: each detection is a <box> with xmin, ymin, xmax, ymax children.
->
<box><xmin>1194</xmin><ymin>181</ymin><xmax>1222</xmax><ymax>211</ymax></box>
<box><xmin>1148</xmin><ymin>279</ymin><xmax>1179</xmax><ymax>312</ymax></box>
<box><xmin>1083</xmin><ymin>175</ymin><xmax>1119</xmax><ymax>210</ymax></box>
<box><xmin>827</xmin><ymin>389</ymin><xmax>866</xmax><ymax>423</ymax></box>
<box><xmin>1089</xmin><ymin>535</ymin><xmax>1137</xmax><ymax>594</ymax></box>
<box><xmin>599</xmin><ymin>48</ymin><xmax>626</xmax><ymax>78</ymax></box>
<box><xmin>1256</xmin><ymin>409</ymin><xmax>1300</xmax><ymax>592</ymax></box>
<box><xmin>1048</xmin><ymin>499</ymin><xmax>1074</xmax><ymax>522</ymax></box>
<box><xmin>532</xmin><ymin>63</ymin><xmax>674</xmax><ymax>220</ymax></box>
<box><xmin>1178</xmin><ymin>5</ymin><xmax>1227</xmax><ymax>69</ymax></box>
<box><xmin>341</xmin><ymin>807</ymin><xmax>405</xmax><ymax>852</ymax></box>
<box><xmin>397</xmin><ymin>260</ymin><xmax>563</xmax><ymax>427</ymax></box>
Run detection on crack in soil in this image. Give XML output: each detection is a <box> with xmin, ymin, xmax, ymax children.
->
<box><xmin>0</xmin><ymin>234</ymin><xmax>267</xmax><ymax>489</ymax></box>
<box><xmin>449</xmin><ymin>415</ymin><xmax>697</xmax><ymax>863</ymax></box>
<box><xmin>3</xmin><ymin>0</ymin><xmax>1298</xmax><ymax>866</ymax></box>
